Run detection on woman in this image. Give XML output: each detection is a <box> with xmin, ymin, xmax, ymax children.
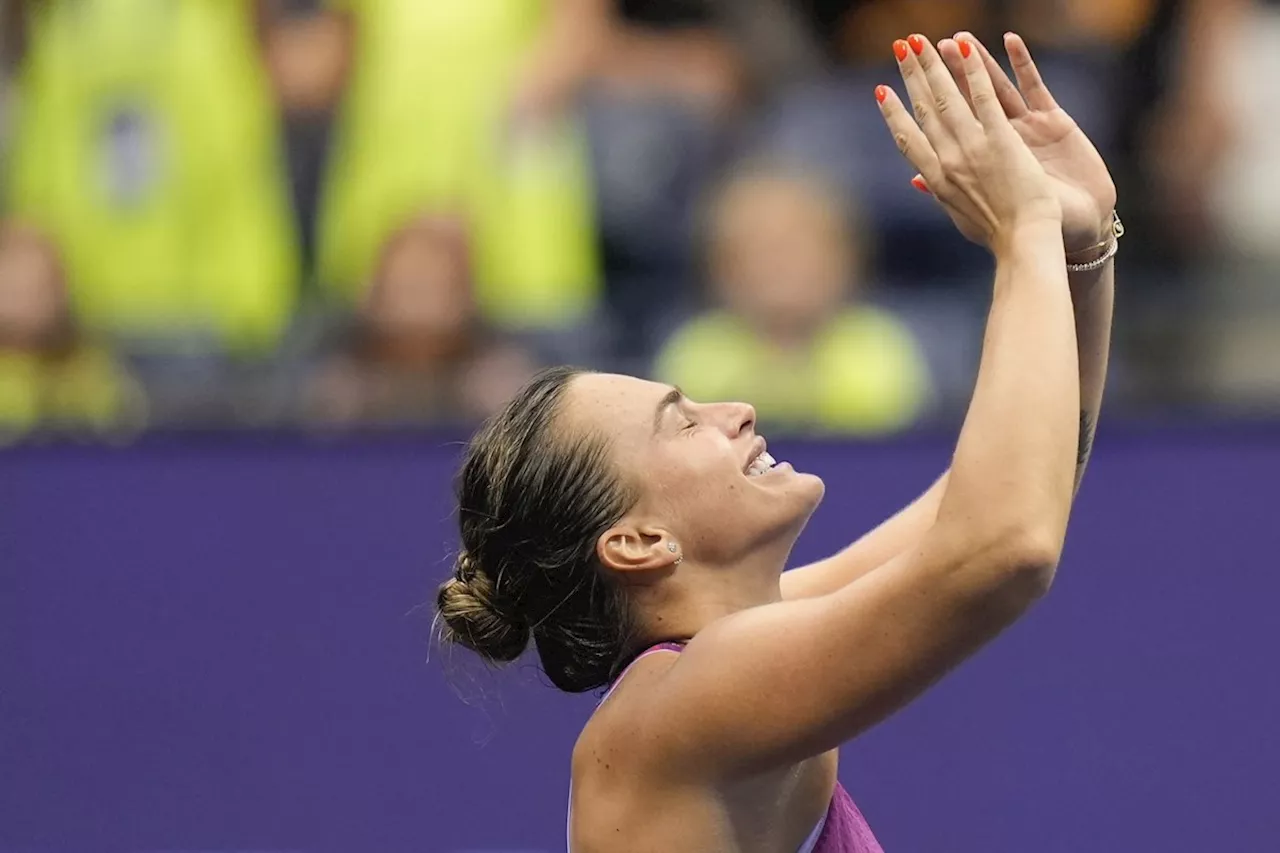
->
<box><xmin>437</xmin><ymin>32</ymin><xmax>1118</xmax><ymax>851</ymax></box>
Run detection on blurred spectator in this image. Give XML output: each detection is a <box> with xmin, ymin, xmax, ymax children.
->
<box><xmin>257</xmin><ymin>0</ymin><xmax>352</xmax><ymax>282</ymax></box>
<box><xmin>0</xmin><ymin>225</ymin><xmax>144</xmax><ymax>442</ymax></box>
<box><xmin>655</xmin><ymin>163</ymin><xmax>931</xmax><ymax>435</ymax></box>
<box><xmin>803</xmin><ymin>0</ymin><xmax>1161</xmax><ymax>62</ymax></box>
<box><xmin>1</xmin><ymin>0</ymin><xmax>18</xmax><ymax>138</ymax></box>
<box><xmin>2</xmin><ymin>0</ymin><xmax>299</xmax><ymax>363</ymax></box>
<box><xmin>316</xmin><ymin>0</ymin><xmax>601</xmax><ymax>334</ymax></box>
<box><xmin>1106</xmin><ymin>0</ymin><xmax>1246</xmax><ymax>260</ymax></box>
<box><xmin>582</xmin><ymin>0</ymin><xmax>754</xmax><ymax>370</ymax></box>
<box><xmin>1209</xmin><ymin>0</ymin><xmax>1279</xmax><ymax>259</ymax></box>
<box><xmin>301</xmin><ymin>216</ymin><xmax>539</xmax><ymax>428</ymax></box>
<box><xmin>1186</xmin><ymin>0</ymin><xmax>1280</xmax><ymax>411</ymax></box>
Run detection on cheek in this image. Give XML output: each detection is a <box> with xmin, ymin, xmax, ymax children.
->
<box><xmin>651</xmin><ymin>440</ymin><xmax>749</xmax><ymax>517</ymax></box>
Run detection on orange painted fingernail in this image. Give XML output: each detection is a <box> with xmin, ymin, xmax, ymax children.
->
<box><xmin>911</xmin><ymin>176</ymin><xmax>930</xmax><ymax>194</ymax></box>
<box><xmin>875</xmin><ymin>85</ymin><xmax>889</xmax><ymax>104</ymax></box>
<box><xmin>908</xmin><ymin>34</ymin><xmax>926</xmax><ymax>56</ymax></box>
<box><xmin>959</xmin><ymin>39</ymin><xmax>972</xmax><ymax>59</ymax></box>
<box><xmin>893</xmin><ymin>40</ymin><xmax>909</xmax><ymax>62</ymax></box>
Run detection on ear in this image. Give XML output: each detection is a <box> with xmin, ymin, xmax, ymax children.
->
<box><xmin>596</xmin><ymin>522</ymin><xmax>681</xmax><ymax>576</ymax></box>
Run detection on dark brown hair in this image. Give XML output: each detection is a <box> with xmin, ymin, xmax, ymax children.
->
<box><xmin>436</xmin><ymin>367</ymin><xmax>639</xmax><ymax>692</ymax></box>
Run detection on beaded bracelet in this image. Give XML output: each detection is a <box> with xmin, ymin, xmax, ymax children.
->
<box><xmin>1066</xmin><ymin>211</ymin><xmax>1124</xmax><ymax>273</ymax></box>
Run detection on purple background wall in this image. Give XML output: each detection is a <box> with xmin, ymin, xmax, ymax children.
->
<box><xmin>2</xmin><ymin>430</ymin><xmax>1278</xmax><ymax>852</ymax></box>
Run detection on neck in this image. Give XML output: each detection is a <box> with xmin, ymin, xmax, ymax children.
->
<box><xmin>632</xmin><ymin>545</ymin><xmax>791</xmax><ymax>645</ymax></box>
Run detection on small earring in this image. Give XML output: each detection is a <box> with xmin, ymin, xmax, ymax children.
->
<box><xmin>667</xmin><ymin>542</ymin><xmax>678</xmax><ymax>553</ymax></box>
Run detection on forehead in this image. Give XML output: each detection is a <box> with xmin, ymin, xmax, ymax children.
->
<box><xmin>563</xmin><ymin>372</ymin><xmax>670</xmax><ymax>444</ymax></box>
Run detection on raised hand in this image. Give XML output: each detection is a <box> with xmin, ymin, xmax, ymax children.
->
<box><xmin>877</xmin><ymin>34</ymin><xmax>1060</xmax><ymax>254</ymax></box>
<box><xmin>924</xmin><ymin>32</ymin><xmax>1118</xmax><ymax>256</ymax></box>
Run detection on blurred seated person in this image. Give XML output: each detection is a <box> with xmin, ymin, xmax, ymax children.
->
<box><xmin>654</xmin><ymin>163</ymin><xmax>931</xmax><ymax>436</ymax></box>
<box><xmin>316</xmin><ymin>0</ymin><xmax>602</xmax><ymax>333</ymax></box>
<box><xmin>0</xmin><ymin>225</ymin><xmax>144</xmax><ymax>443</ymax></box>
<box><xmin>3</xmin><ymin>0</ymin><xmax>299</xmax><ymax>363</ymax></box>
<box><xmin>302</xmin><ymin>217</ymin><xmax>540</xmax><ymax>429</ymax></box>
<box><xmin>576</xmin><ymin>0</ymin><xmax>811</xmax><ymax>368</ymax></box>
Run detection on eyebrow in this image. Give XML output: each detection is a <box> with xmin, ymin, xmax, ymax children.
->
<box><xmin>652</xmin><ymin>387</ymin><xmax>685</xmax><ymax>434</ymax></box>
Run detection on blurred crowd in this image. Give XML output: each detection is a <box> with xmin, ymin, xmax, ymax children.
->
<box><xmin>1</xmin><ymin>0</ymin><xmax>1278</xmax><ymax>443</ymax></box>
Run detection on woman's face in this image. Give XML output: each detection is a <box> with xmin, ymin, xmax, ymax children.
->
<box><xmin>563</xmin><ymin>373</ymin><xmax>825</xmax><ymax>570</ymax></box>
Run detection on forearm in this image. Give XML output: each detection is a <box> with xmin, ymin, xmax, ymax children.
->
<box><xmin>935</xmin><ymin>220</ymin><xmax>1079</xmax><ymax>550</ymax></box>
<box><xmin>780</xmin><ymin>472</ymin><xmax>947</xmax><ymax>599</ymax></box>
<box><xmin>786</xmin><ymin>224</ymin><xmax>1090</xmax><ymax>597</ymax></box>
<box><xmin>1067</xmin><ymin>257</ymin><xmax>1114</xmax><ymax>491</ymax></box>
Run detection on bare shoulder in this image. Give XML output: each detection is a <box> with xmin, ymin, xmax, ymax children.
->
<box><xmin>572</xmin><ymin>649</ymin><xmax>684</xmax><ymax>783</ymax></box>
<box><xmin>570</xmin><ymin>650</ymin><xmax>698</xmax><ymax>851</ymax></box>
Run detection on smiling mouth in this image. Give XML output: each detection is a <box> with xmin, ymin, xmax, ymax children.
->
<box><xmin>745</xmin><ymin>449</ymin><xmax>779</xmax><ymax>477</ymax></box>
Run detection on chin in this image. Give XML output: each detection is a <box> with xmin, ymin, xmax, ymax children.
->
<box><xmin>774</xmin><ymin>469</ymin><xmax>825</xmax><ymax>529</ymax></box>
<box><xmin>796</xmin><ymin>471</ymin><xmax>825</xmax><ymax>512</ymax></box>
<box><xmin>778</xmin><ymin>464</ymin><xmax>824</xmax><ymax>502</ymax></box>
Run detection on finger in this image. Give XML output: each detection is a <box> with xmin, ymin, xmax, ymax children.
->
<box><xmin>911</xmin><ymin>175</ymin><xmax>932</xmax><ymax>195</ymax></box>
<box><xmin>876</xmin><ymin>84</ymin><xmax>944</xmax><ymax>189</ymax></box>
<box><xmin>956</xmin><ymin>31</ymin><xmax>1028</xmax><ymax>119</ymax></box>
<box><xmin>937</xmin><ymin>39</ymin><xmax>977</xmax><ymax>113</ymax></box>
<box><xmin>954</xmin><ymin>34</ymin><xmax>1008</xmax><ymax>129</ymax></box>
<box><xmin>894</xmin><ymin>38</ymin><xmax>956</xmax><ymax>158</ymax></box>
<box><xmin>1004</xmin><ymin>32</ymin><xmax>1058</xmax><ymax>111</ymax></box>
<box><xmin>909</xmin><ymin>33</ymin><xmax>982</xmax><ymax>141</ymax></box>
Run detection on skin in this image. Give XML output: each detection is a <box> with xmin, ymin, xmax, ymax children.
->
<box><xmin>786</xmin><ymin>32</ymin><xmax>1118</xmax><ymax>601</ymax></box>
<box><xmin>567</xmin><ymin>33</ymin><xmax>1117</xmax><ymax>853</ymax></box>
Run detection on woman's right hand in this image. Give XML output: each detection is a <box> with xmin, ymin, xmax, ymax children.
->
<box><xmin>877</xmin><ymin>34</ymin><xmax>1060</xmax><ymax>254</ymax></box>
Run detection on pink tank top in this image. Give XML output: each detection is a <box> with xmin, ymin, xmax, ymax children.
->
<box><xmin>567</xmin><ymin>643</ymin><xmax>884</xmax><ymax>853</ymax></box>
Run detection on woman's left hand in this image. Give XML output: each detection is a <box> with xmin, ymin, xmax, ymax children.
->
<box><xmin>914</xmin><ymin>32</ymin><xmax>1117</xmax><ymax>256</ymax></box>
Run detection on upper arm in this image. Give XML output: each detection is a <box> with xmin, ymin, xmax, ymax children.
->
<box><xmin>644</xmin><ymin>529</ymin><xmax>1051</xmax><ymax>778</ymax></box>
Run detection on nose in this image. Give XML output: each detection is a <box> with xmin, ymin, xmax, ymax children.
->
<box><xmin>726</xmin><ymin>401</ymin><xmax>756</xmax><ymax>438</ymax></box>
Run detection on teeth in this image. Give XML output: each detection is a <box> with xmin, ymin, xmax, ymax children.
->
<box><xmin>747</xmin><ymin>451</ymin><xmax>778</xmax><ymax>477</ymax></box>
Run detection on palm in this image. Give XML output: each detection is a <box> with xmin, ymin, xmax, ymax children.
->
<box><xmin>1009</xmin><ymin>108</ymin><xmax>1115</xmax><ymax>253</ymax></box>
<box><xmin>928</xmin><ymin>33</ymin><xmax>1118</xmax><ymax>254</ymax></box>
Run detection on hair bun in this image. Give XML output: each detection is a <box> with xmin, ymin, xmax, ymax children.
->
<box><xmin>436</xmin><ymin>551</ymin><xmax>529</xmax><ymax>664</ymax></box>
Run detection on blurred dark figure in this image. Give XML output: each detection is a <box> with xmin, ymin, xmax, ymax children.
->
<box><xmin>302</xmin><ymin>217</ymin><xmax>540</xmax><ymax>429</ymax></box>
<box><xmin>654</xmin><ymin>163</ymin><xmax>931</xmax><ymax>435</ymax></box>
<box><xmin>1</xmin><ymin>0</ymin><xmax>21</xmax><ymax>133</ymax></box>
<box><xmin>0</xmin><ymin>225</ymin><xmax>144</xmax><ymax>442</ymax></box>
<box><xmin>257</xmin><ymin>0</ymin><xmax>353</xmax><ymax>283</ymax></box>
<box><xmin>567</xmin><ymin>0</ymin><xmax>822</xmax><ymax>369</ymax></box>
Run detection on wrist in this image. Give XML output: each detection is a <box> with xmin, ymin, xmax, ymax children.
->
<box><xmin>1065</xmin><ymin>231</ymin><xmax>1107</xmax><ymax>258</ymax></box>
<box><xmin>992</xmin><ymin>215</ymin><xmax>1064</xmax><ymax>261</ymax></box>
<box><xmin>1064</xmin><ymin>225</ymin><xmax>1111</xmax><ymax>260</ymax></box>
<box><xmin>1066</xmin><ymin>211</ymin><xmax>1123</xmax><ymax>274</ymax></box>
